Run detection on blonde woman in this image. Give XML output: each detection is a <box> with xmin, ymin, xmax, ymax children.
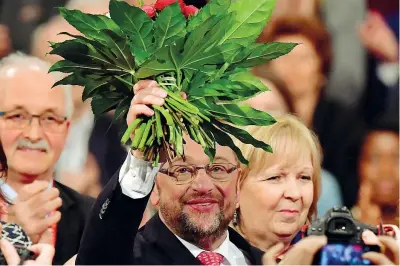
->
<box><xmin>233</xmin><ymin>114</ymin><xmax>322</xmax><ymax>259</ymax></box>
<box><xmin>232</xmin><ymin>115</ymin><xmax>399</xmax><ymax>264</ymax></box>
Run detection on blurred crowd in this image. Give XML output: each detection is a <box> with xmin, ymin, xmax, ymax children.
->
<box><xmin>0</xmin><ymin>0</ymin><xmax>398</xmax><ymax>264</ymax></box>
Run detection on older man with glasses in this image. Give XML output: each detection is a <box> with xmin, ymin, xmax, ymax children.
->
<box><xmin>0</xmin><ymin>52</ymin><xmax>94</xmax><ymax>265</ymax></box>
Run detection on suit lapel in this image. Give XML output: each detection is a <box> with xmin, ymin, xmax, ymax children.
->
<box><xmin>142</xmin><ymin>215</ymin><xmax>201</xmax><ymax>265</ymax></box>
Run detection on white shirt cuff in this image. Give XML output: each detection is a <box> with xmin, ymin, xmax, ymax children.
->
<box><xmin>118</xmin><ymin>151</ymin><xmax>161</xmax><ymax>199</ymax></box>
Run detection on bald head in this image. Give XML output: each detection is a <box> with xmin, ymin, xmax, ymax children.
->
<box><xmin>0</xmin><ymin>53</ymin><xmax>73</xmax><ymax>119</ymax></box>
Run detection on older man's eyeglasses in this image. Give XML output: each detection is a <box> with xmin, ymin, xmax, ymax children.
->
<box><xmin>159</xmin><ymin>163</ymin><xmax>238</xmax><ymax>184</ymax></box>
<box><xmin>0</xmin><ymin>110</ymin><xmax>67</xmax><ymax>133</ymax></box>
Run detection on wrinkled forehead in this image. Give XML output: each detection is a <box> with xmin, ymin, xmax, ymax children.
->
<box><xmin>0</xmin><ymin>67</ymin><xmax>66</xmax><ymax>115</ymax></box>
<box><xmin>168</xmin><ymin>135</ymin><xmax>237</xmax><ymax>166</ymax></box>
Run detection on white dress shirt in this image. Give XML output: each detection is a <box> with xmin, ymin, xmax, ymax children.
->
<box><xmin>118</xmin><ymin>153</ymin><xmax>249</xmax><ymax>265</ymax></box>
<box><xmin>118</xmin><ymin>152</ymin><xmax>161</xmax><ymax>199</ymax></box>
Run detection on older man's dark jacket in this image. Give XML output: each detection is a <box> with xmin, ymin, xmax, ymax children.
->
<box><xmin>54</xmin><ymin>181</ymin><xmax>94</xmax><ymax>265</ymax></box>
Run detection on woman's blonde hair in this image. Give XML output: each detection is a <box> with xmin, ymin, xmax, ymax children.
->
<box><xmin>235</xmin><ymin>114</ymin><xmax>322</xmax><ymax>221</ymax></box>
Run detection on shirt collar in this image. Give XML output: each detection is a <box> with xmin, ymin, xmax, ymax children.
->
<box><xmin>0</xmin><ymin>178</ymin><xmax>53</xmax><ymax>203</ymax></box>
<box><xmin>175</xmin><ymin>230</ymin><xmax>231</xmax><ymax>263</ymax></box>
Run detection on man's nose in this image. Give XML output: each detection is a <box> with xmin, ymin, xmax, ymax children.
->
<box><xmin>23</xmin><ymin>118</ymin><xmax>43</xmax><ymax>142</ymax></box>
<box><xmin>191</xmin><ymin>169</ymin><xmax>215</xmax><ymax>193</ymax></box>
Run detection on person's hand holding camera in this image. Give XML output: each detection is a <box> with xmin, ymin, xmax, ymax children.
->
<box><xmin>263</xmin><ymin>206</ymin><xmax>400</xmax><ymax>265</ymax></box>
<box><xmin>362</xmin><ymin>230</ymin><xmax>399</xmax><ymax>265</ymax></box>
<box><xmin>263</xmin><ymin>231</ymin><xmax>399</xmax><ymax>265</ymax></box>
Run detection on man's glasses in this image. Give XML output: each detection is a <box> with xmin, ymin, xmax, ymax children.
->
<box><xmin>0</xmin><ymin>110</ymin><xmax>67</xmax><ymax>133</ymax></box>
<box><xmin>159</xmin><ymin>163</ymin><xmax>238</xmax><ymax>185</ymax></box>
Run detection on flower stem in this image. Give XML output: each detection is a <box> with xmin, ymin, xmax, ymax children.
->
<box><xmin>211</xmin><ymin>61</ymin><xmax>231</xmax><ymax>82</ymax></box>
<box><xmin>177</xmin><ymin>70</ymin><xmax>182</xmax><ymax>89</ymax></box>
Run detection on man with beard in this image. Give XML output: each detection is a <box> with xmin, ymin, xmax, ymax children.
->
<box><xmin>76</xmin><ymin>80</ymin><xmax>329</xmax><ymax>265</ymax></box>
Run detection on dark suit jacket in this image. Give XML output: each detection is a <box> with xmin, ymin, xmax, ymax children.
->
<box><xmin>54</xmin><ymin>181</ymin><xmax>94</xmax><ymax>265</ymax></box>
<box><xmin>76</xmin><ymin>171</ymin><xmax>264</xmax><ymax>265</ymax></box>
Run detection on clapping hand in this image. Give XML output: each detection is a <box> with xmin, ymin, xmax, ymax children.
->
<box><xmin>7</xmin><ymin>181</ymin><xmax>61</xmax><ymax>243</ymax></box>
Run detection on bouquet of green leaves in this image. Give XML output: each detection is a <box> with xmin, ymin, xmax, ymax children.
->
<box><xmin>48</xmin><ymin>0</ymin><xmax>296</xmax><ymax>166</ymax></box>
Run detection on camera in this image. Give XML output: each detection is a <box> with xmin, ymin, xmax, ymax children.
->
<box><xmin>308</xmin><ymin>207</ymin><xmax>381</xmax><ymax>265</ymax></box>
<box><xmin>306</xmin><ymin>206</ymin><xmax>378</xmax><ymax>243</ymax></box>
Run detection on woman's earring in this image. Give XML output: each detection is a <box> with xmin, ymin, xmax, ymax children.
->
<box><xmin>233</xmin><ymin>209</ymin><xmax>238</xmax><ymax>226</ymax></box>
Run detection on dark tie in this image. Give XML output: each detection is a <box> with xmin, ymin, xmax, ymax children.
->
<box><xmin>197</xmin><ymin>251</ymin><xmax>224</xmax><ymax>265</ymax></box>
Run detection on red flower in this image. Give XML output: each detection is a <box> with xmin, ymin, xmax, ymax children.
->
<box><xmin>154</xmin><ymin>0</ymin><xmax>178</xmax><ymax>11</ymax></box>
<box><xmin>178</xmin><ymin>0</ymin><xmax>186</xmax><ymax>9</ymax></box>
<box><xmin>183</xmin><ymin>5</ymin><xmax>199</xmax><ymax>18</ymax></box>
<box><xmin>141</xmin><ymin>5</ymin><xmax>156</xmax><ymax>18</ymax></box>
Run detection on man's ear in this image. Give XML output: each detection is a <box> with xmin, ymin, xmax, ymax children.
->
<box><xmin>150</xmin><ymin>181</ymin><xmax>160</xmax><ymax>206</ymax></box>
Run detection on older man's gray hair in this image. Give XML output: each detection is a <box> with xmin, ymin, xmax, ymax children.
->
<box><xmin>0</xmin><ymin>52</ymin><xmax>74</xmax><ymax>119</ymax></box>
